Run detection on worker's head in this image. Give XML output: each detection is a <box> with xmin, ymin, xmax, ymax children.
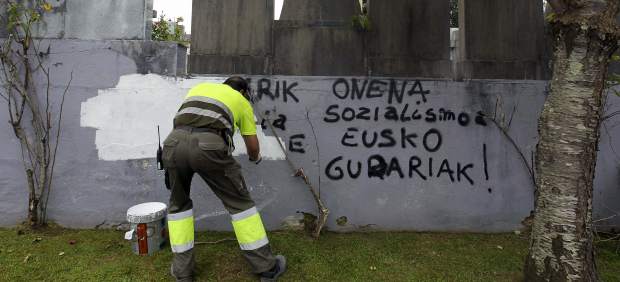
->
<box><xmin>223</xmin><ymin>76</ymin><xmax>251</xmax><ymax>101</ymax></box>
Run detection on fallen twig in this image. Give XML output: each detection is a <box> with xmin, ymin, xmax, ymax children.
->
<box><xmin>195</xmin><ymin>238</ymin><xmax>236</xmax><ymax>245</ymax></box>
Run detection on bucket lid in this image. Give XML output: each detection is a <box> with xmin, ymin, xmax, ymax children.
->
<box><xmin>127</xmin><ymin>202</ymin><xmax>168</xmax><ymax>223</ymax></box>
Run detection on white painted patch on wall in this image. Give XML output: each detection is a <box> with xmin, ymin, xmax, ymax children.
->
<box><xmin>232</xmin><ymin>116</ymin><xmax>286</xmax><ymax>160</ymax></box>
<box><xmin>80</xmin><ymin>74</ymin><xmax>285</xmax><ymax>161</ymax></box>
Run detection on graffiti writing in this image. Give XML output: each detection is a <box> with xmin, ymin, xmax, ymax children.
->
<box><xmin>321</xmin><ymin>79</ymin><xmax>489</xmax><ymax>185</ymax></box>
<box><xmin>332</xmin><ymin>78</ymin><xmax>429</xmax><ymax>104</ymax></box>
<box><xmin>253</xmin><ymin>77</ymin><xmax>491</xmax><ymax>186</ymax></box>
<box><xmin>339</xmin><ymin>127</ymin><xmax>442</xmax><ymax>151</ymax></box>
<box><xmin>261</xmin><ymin>112</ymin><xmax>287</xmax><ymax>131</ymax></box>
<box><xmin>324</xmin><ymin>105</ymin><xmax>487</xmax><ymax>127</ymax></box>
<box><xmin>256</xmin><ymin>78</ymin><xmax>299</xmax><ymax>103</ymax></box>
<box><xmin>324</xmin><ymin>155</ymin><xmax>475</xmax><ymax>185</ymax></box>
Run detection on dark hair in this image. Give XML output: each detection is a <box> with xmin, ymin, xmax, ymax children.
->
<box><xmin>223</xmin><ymin>76</ymin><xmax>249</xmax><ymax>93</ymax></box>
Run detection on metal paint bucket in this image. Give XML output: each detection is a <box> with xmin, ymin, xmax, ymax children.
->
<box><xmin>124</xmin><ymin>202</ymin><xmax>168</xmax><ymax>256</ymax></box>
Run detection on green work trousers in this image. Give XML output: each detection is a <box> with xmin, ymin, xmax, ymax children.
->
<box><xmin>162</xmin><ymin>128</ymin><xmax>276</xmax><ymax>281</ymax></box>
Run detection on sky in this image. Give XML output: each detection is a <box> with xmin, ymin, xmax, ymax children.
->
<box><xmin>153</xmin><ymin>0</ymin><xmax>284</xmax><ymax>34</ymax></box>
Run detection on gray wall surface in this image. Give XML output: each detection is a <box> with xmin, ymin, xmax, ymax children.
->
<box><xmin>0</xmin><ymin>0</ymin><xmax>153</xmax><ymax>40</ymax></box>
<box><xmin>1</xmin><ymin>39</ymin><xmax>619</xmax><ymax>233</ymax></box>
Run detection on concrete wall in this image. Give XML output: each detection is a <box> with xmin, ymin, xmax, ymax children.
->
<box><xmin>368</xmin><ymin>0</ymin><xmax>451</xmax><ymax>77</ymax></box>
<box><xmin>1</xmin><ymin>39</ymin><xmax>619</xmax><ymax>232</ymax></box>
<box><xmin>191</xmin><ymin>0</ymin><xmax>452</xmax><ymax>77</ymax></box>
<box><xmin>279</xmin><ymin>0</ymin><xmax>357</xmax><ymax>21</ymax></box>
<box><xmin>457</xmin><ymin>0</ymin><xmax>548</xmax><ymax>80</ymax></box>
<box><xmin>272</xmin><ymin>21</ymin><xmax>365</xmax><ymax>76</ymax></box>
<box><xmin>189</xmin><ymin>0</ymin><xmax>274</xmax><ymax>74</ymax></box>
<box><xmin>110</xmin><ymin>41</ymin><xmax>187</xmax><ymax>76</ymax></box>
<box><xmin>0</xmin><ymin>0</ymin><xmax>153</xmax><ymax>40</ymax></box>
<box><xmin>0</xmin><ymin>39</ymin><xmax>184</xmax><ymax>227</ymax></box>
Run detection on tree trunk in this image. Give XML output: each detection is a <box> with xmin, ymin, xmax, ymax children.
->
<box><xmin>524</xmin><ymin>1</ymin><xmax>619</xmax><ymax>281</ymax></box>
<box><xmin>26</xmin><ymin>168</ymin><xmax>38</xmax><ymax>226</ymax></box>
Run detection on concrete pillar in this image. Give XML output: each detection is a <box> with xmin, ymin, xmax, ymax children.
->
<box><xmin>189</xmin><ymin>0</ymin><xmax>274</xmax><ymax>74</ymax></box>
<box><xmin>273</xmin><ymin>0</ymin><xmax>364</xmax><ymax>75</ymax></box>
<box><xmin>368</xmin><ymin>0</ymin><xmax>452</xmax><ymax>77</ymax></box>
<box><xmin>457</xmin><ymin>0</ymin><xmax>548</xmax><ymax>79</ymax></box>
<box><xmin>273</xmin><ymin>21</ymin><xmax>365</xmax><ymax>75</ymax></box>
<box><xmin>279</xmin><ymin>0</ymin><xmax>357</xmax><ymax>21</ymax></box>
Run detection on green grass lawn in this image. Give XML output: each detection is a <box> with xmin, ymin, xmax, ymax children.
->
<box><xmin>0</xmin><ymin>227</ymin><xmax>618</xmax><ymax>281</ymax></box>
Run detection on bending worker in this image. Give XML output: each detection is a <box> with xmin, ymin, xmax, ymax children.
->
<box><xmin>162</xmin><ymin>77</ymin><xmax>286</xmax><ymax>281</ymax></box>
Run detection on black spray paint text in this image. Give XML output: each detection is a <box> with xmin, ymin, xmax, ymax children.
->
<box><xmin>255</xmin><ymin>78</ymin><xmax>299</xmax><ymax>103</ymax></box>
<box><xmin>325</xmin><ymin>155</ymin><xmax>475</xmax><ymax>185</ymax></box>
<box><xmin>332</xmin><ymin>78</ymin><xmax>429</xmax><ymax>104</ymax></box>
<box><xmin>340</xmin><ymin>127</ymin><xmax>442</xmax><ymax>151</ymax></box>
<box><xmin>324</xmin><ymin>105</ymin><xmax>488</xmax><ymax>127</ymax></box>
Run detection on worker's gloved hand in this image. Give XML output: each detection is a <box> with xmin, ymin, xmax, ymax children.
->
<box><xmin>250</xmin><ymin>155</ymin><xmax>262</xmax><ymax>165</ymax></box>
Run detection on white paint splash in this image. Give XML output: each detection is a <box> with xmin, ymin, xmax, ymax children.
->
<box><xmin>81</xmin><ymin>74</ymin><xmax>285</xmax><ymax>161</ymax></box>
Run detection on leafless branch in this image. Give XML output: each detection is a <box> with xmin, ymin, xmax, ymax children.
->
<box><xmin>602</xmin><ymin>122</ymin><xmax>620</xmax><ymax>164</ymax></box>
<box><xmin>507</xmin><ymin>103</ymin><xmax>517</xmax><ymax>129</ymax></box>
<box><xmin>305</xmin><ymin>109</ymin><xmax>321</xmax><ymax>197</ymax></box>
<box><xmin>0</xmin><ymin>2</ymin><xmax>70</xmax><ymax>226</ymax></box>
<box><xmin>488</xmin><ymin>97</ymin><xmax>536</xmax><ymax>190</ymax></box>
<box><xmin>603</xmin><ymin>110</ymin><xmax>620</xmax><ymax>121</ymax></box>
<box><xmin>42</xmin><ymin>70</ymin><xmax>72</xmax><ymax>222</ymax></box>
<box><xmin>489</xmin><ymin>117</ymin><xmax>536</xmax><ymax>188</ymax></box>
<box><xmin>256</xmin><ymin>107</ymin><xmax>329</xmax><ymax>238</ymax></box>
<box><xmin>594</xmin><ymin>214</ymin><xmax>619</xmax><ymax>223</ymax></box>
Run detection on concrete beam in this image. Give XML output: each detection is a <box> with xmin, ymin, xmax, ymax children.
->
<box><xmin>280</xmin><ymin>0</ymin><xmax>358</xmax><ymax>21</ymax></box>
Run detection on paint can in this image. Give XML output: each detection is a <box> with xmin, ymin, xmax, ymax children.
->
<box><xmin>124</xmin><ymin>202</ymin><xmax>168</xmax><ymax>256</ymax></box>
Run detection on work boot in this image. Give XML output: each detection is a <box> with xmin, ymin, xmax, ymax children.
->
<box><xmin>170</xmin><ymin>249</ymin><xmax>195</xmax><ymax>282</ymax></box>
<box><xmin>259</xmin><ymin>255</ymin><xmax>287</xmax><ymax>282</ymax></box>
<box><xmin>171</xmin><ymin>264</ymin><xmax>193</xmax><ymax>282</ymax></box>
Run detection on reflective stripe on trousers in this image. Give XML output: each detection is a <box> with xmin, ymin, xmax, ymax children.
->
<box><xmin>231</xmin><ymin>207</ymin><xmax>269</xmax><ymax>250</ymax></box>
<box><xmin>168</xmin><ymin>209</ymin><xmax>195</xmax><ymax>253</ymax></box>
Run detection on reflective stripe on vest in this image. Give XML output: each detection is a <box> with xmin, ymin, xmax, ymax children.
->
<box><xmin>184</xmin><ymin>95</ymin><xmax>234</xmax><ymax>122</ymax></box>
<box><xmin>167</xmin><ymin>209</ymin><xmax>194</xmax><ymax>253</ymax></box>
<box><xmin>179</xmin><ymin>83</ymin><xmax>247</xmax><ymax>132</ymax></box>
<box><xmin>230</xmin><ymin>207</ymin><xmax>269</xmax><ymax>250</ymax></box>
<box><xmin>175</xmin><ymin>107</ymin><xmax>233</xmax><ymax>129</ymax></box>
